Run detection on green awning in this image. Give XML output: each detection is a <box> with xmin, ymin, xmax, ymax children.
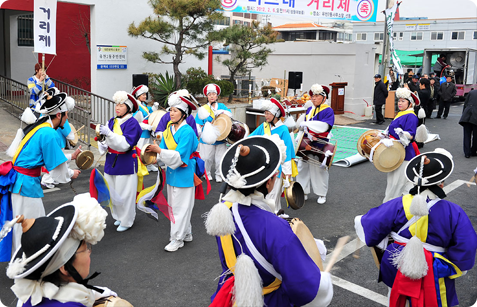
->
<box><xmin>380</xmin><ymin>50</ymin><xmax>438</xmax><ymax>67</ymax></box>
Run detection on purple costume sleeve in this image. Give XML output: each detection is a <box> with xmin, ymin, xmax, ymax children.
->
<box><xmin>155</xmin><ymin>113</ymin><xmax>198</xmax><ymax>137</ymax></box>
<box><xmin>213</xmin><ymin>205</ymin><xmax>321</xmax><ymax>306</ymax></box>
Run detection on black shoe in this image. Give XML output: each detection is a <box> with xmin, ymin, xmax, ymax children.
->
<box><xmin>377</xmin><ymin>121</ymin><xmax>385</xmax><ymax>125</ymax></box>
<box><xmin>465</xmin><ymin>155</ymin><xmax>470</xmax><ymax>158</ymax></box>
<box><xmin>435</xmin><ymin>116</ymin><xmax>441</xmax><ymax>119</ymax></box>
<box><xmin>443</xmin><ymin>116</ymin><xmax>447</xmax><ymax>119</ymax></box>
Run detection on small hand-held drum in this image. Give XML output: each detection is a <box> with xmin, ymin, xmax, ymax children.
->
<box><xmin>68</xmin><ymin>123</ymin><xmax>79</xmax><ymax>147</ymax></box>
<box><xmin>357</xmin><ymin>130</ymin><xmax>405</xmax><ymax>173</ymax></box>
<box><xmin>284</xmin><ymin>217</ymin><xmax>324</xmax><ymax>271</ymax></box>
<box><xmin>140</xmin><ymin>144</ymin><xmax>157</xmax><ymax>165</ymax></box>
<box><xmin>212</xmin><ymin>114</ymin><xmax>250</xmax><ymax>144</ymax></box>
<box><xmin>295</xmin><ymin>131</ymin><xmax>337</xmax><ymax>168</ymax></box>
<box><xmin>148</xmin><ymin>109</ymin><xmax>167</xmax><ymax>138</ymax></box>
<box><xmin>94</xmin><ymin>296</ymin><xmax>133</xmax><ymax>307</ymax></box>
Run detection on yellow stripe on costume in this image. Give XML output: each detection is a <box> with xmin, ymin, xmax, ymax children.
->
<box><xmin>138</xmin><ymin>103</ymin><xmax>150</xmax><ymax>116</ymax></box>
<box><xmin>433</xmin><ymin>252</ymin><xmax>463</xmax><ymax>307</ymax></box>
<box><xmin>219</xmin><ymin>202</ymin><xmax>282</xmax><ymax>295</ymax></box>
<box><xmin>263</xmin><ymin>122</ymin><xmax>271</xmax><ymax>136</ymax></box>
<box><xmin>394</xmin><ymin>109</ymin><xmax>417</xmax><ymax>120</ymax></box>
<box><xmin>306</xmin><ymin>104</ymin><xmax>331</xmax><ymax>121</ymax></box>
<box><xmin>202</xmin><ymin>104</ymin><xmax>215</xmax><ymax>120</ymax></box>
<box><xmin>291</xmin><ymin>159</ymin><xmax>299</xmax><ymax>177</ymax></box>
<box><xmin>113</xmin><ymin>119</ymin><xmax>149</xmax><ymax>192</ymax></box>
<box><xmin>13</xmin><ymin>122</ymin><xmax>52</xmax><ymax>164</ymax></box>
<box><xmin>164</xmin><ymin>122</ymin><xmax>178</xmax><ymax>150</ymax></box>
<box><xmin>28</xmin><ymin>83</ymin><xmax>36</xmax><ymax>89</ymax></box>
<box><xmin>402</xmin><ymin>194</ymin><xmax>429</xmax><ymax>242</ymax></box>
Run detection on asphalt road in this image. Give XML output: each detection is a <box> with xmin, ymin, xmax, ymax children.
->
<box><xmin>1</xmin><ymin>102</ymin><xmax>476</xmax><ymax>307</ymax></box>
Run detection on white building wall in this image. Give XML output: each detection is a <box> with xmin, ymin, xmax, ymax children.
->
<box><xmin>214</xmin><ymin>41</ymin><xmax>377</xmax><ymax>116</ymax></box>
<box><xmin>60</xmin><ymin>0</ymin><xmax>207</xmax><ymax>100</ymax></box>
<box><xmin>353</xmin><ymin>18</ymin><xmax>477</xmax><ymax>51</ymax></box>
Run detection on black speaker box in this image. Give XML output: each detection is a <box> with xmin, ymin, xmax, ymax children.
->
<box><xmin>288</xmin><ymin>71</ymin><xmax>303</xmax><ymax>90</ymax></box>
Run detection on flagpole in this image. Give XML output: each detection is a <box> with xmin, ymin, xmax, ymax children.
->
<box><xmin>42</xmin><ymin>52</ymin><xmax>45</xmax><ymax>92</ymax></box>
<box><xmin>379</xmin><ymin>0</ymin><xmax>392</xmax><ymax>78</ymax></box>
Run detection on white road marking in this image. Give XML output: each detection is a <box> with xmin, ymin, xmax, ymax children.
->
<box><xmin>43</xmin><ymin>187</ymin><xmax>60</xmax><ymax>193</ymax></box>
<box><xmin>444</xmin><ymin>179</ymin><xmax>475</xmax><ymax>194</ymax></box>
<box><xmin>331</xmin><ymin>275</ymin><xmax>388</xmax><ymax>306</ymax></box>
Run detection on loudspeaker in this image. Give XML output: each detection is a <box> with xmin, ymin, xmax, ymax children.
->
<box><xmin>132</xmin><ymin>74</ymin><xmax>148</xmax><ymax>88</ymax></box>
<box><xmin>288</xmin><ymin>71</ymin><xmax>303</xmax><ymax>90</ymax></box>
<box><xmin>132</xmin><ymin>74</ymin><xmax>149</xmax><ymax>99</ymax></box>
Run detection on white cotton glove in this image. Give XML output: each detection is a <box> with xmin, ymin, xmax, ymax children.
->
<box><xmin>152</xmin><ymin>102</ymin><xmax>160</xmax><ymax>112</ymax></box>
<box><xmin>300</xmin><ymin>121</ymin><xmax>307</xmax><ymax>128</ymax></box>
<box><xmin>377</xmin><ymin>132</ymin><xmax>386</xmax><ymax>139</ymax></box>
<box><xmin>139</xmin><ymin>122</ymin><xmax>152</xmax><ymax>131</ymax></box>
<box><xmin>93</xmin><ymin>286</ymin><xmax>118</xmax><ymax>300</ymax></box>
<box><xmin>394</xmin><ymin>127</ymin><xmax>403</xmax><ymax>135</ymax></box>
<box><xmin>303</xmin><ymin>272</ymin><xmax>333</xmax><ymax>307</ymax></box>
<box><xmin>99</xmin><ymin>125</ymin><xmax>112</xmax><ymax>137</ymax></box>
<box><xmin>381</xmin><ymin>138</ymin><xmax>394</xmax><ymax>148</ymax></box>
<box><xmin>98</xmin><ymin>141</ymin><xmax>108</xmax><ymax>155</ymax></box>
<box><xmin>394</xmin><ymin>128</ymin><xmax>411</xmax><ymax>146</ymax></box>
<box><xmin>282</xmin><ymin>177</ymin><xmax>291</xmax><ymax>189</ymax></box>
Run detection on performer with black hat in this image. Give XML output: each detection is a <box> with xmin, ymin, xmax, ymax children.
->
<box><xmin>97</xmin><ymin>91</ymin><xmax>143</xmax><ymax>232</ymax></box>
<box><xmin>196</xmin><ymin>83</ymin><xmax>232</xmax><ymax>183</ymax></box>
<box><xmin>131</xmin><ymin>84</ymin><xmax>160</xmax><ymax>172</ymax></box>
<box><xmin>355</xmin><ymin>148</ymin><xmax>477</xmax><ymax>307</ymax></box>
<box><xmin>2</xmin><ymin>193</ymin><xmax>124</xmax><ymax>307</ymax></box>
<box><xmin>249</xmin><ymin>98</ymin><xmax>296</xmax><ymax>212</ymax></box>
<box><xmin>205</xmin><ymin>134</ymin><xmax>333</xmax><ymax>307</ymax></box>
<box><xmin>381</xmin><ymin>87</ymin><xmax>422</xmax><ymax>202</ymax></box>
<box><xmin>146</xmin><ymin>91</ymin><xmax>199</xmax><ymax>252</ymax></box>
<box><xmin>296</xmin><ymin>84</ymin><xmax>334</xmax><ymax>205</ymax></box>
<box><xmin>1</xmin><ymin>90</ymin><xmax>82</xmax><ymax>261</ymax></box>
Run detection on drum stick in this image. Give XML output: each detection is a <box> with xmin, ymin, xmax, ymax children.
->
<box><xmin>353</xmin><ymin>237</ymin><xmax>361</xmax><ymax>259</ymax></box>
<box><xmin>466</xmin><ymin>175</ymin><xmax>476</xmax><ymax>188</ymax></box>
<box><xmin>324</xmin><ymin>235</ymin><xmax>350</xmax><ymax>273</ymax></box>
<box><xmin>74</xmin><ymin>125</ymin><xmax>85</xmax><ymax>134</ymax></box>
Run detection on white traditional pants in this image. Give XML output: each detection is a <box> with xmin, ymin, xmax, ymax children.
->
<box><xmin>199</xmin><ymin>143</ymin><xmax>227</xmax><ymax>180</ymax></box>
<box><xmin>11</xmin><ymin>194</ymin><xmax>45</xmax><ymax>254</ymax></box>
<box><xmin>167</xmin><ymin>185</ymin><xmax>195</xmax><ymax>241</ymax></box>
<box><xmin>296</xmin><ymin>155</ymin><xmax>329</xmax><ymax>197</ymax></box>
<box><xmin>104</xmin><ymin>173</ymin><xmax>138</xmax><ymax>228</ymax></box>
<box><xmin>383</xmin><ymin>161</ymin><xmax>412</xmax><ymax>203</ymax></box>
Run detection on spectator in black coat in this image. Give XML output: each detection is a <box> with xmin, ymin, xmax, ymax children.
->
<box><xmin>406</xmin><ymin>75</ymin><xmax>420</xmax><ymax>93</ymax></box>
<box><xmin>373</xmin><ymin>74</ymin><xmax>388</xmax><ymax>125</ymax></box>
<box><xmin>429</xmin><ymin>77</ymin><xmax>439</xmax><ymax>116</ymax></box>
<box><xmin>459</xmin><ymin>89</ymin><xmax>477</xmax><ymax>158</ymax></box>
<box><xmin>436</xmin><ymin>75</ymin><xmax>457</xmax><ymax>119</ymax></box>
<box><xmin>418</xmin><ymin>78</ymin><xmax>431</xmax><ymax>119</ymax></box>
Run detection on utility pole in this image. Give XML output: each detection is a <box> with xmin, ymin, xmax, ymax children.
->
<box><xmin>379</xmin><ymin>0</ymin><xmax>392</xmax><ymax>78</ymax></box>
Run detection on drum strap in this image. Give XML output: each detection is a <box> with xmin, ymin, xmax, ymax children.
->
<box><xmin>13</xmin><ymin>122</ymin><xmax>51</xmax><ymax>165</ymax></box>
<box><xmin>219</xmin><ymin>202</ymin><xmax>282</xmax><ymax>295</ymax></box>
<box><xmin>138</xmin><ymin>102</ymin><xmax>150</xmax><ymax>116</ymax></box>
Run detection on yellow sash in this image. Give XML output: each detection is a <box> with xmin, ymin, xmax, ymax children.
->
<box><xmin>394</xmin><ymin>108</ymin><xmax>416</xmax><ymax>120</ymax></box>
<box><xmin>113</xmin><ymin>119</ymin><xmax>149</xmax><ymax>192</ymax></box>
<box><xmin>138</xmin><ymin>103</ymin><xmax>150</xmax><ymax>116</ymax></box>
<box><xmin>202</xmin><ymin>104</ymin><xmax>215</xmax><ymax>120</ymax></box>
<box><xmin>306</xmin><ymin>104</ymin><xmax>331</xmax><ymax>121</ymax></box>
<box><xmin>13</xmin><ymin>122</ymin><xmax>51</xmax><ymax>165</ymax></box>
<box><xmin>220</xmin><ymin>201</ymin><xmax>282</xmax><ymax>295</ymax></box>
<box><xmin>163</xmin><ymin>121</ymin><xmax>178</xmax><ymax>150</ymax></box>
<box><xmin>263</xmin><ymin>122</ymin><xmax>271</xmax><ymax>136</ymax></box>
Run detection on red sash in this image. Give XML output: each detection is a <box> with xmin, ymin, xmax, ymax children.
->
<box><xmin>108</xmin><ymin>148</ymin><xmax>127</xmax><ymax>155</ymax></box>
<box><xmin>389</xmin><ymin>242</ymin><xmax>438</xmax><ymax>307</ymax></box>
<box><xmin>389</xmin><ymin>135</ymin><xmax>420</xmax><ymax>156</ymax></box>
<box><xmin>13</xmin><ymin>166</ymin><xmax>42</xmax><ymax>177</ymax></box>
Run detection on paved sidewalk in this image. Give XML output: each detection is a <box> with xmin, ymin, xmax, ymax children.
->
<box><xmin>0</xmin><ymin>101</ymin><xmax>103</xmax><ymax>167</ymax></box>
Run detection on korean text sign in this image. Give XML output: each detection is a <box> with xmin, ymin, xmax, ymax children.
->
<box><xmin>221</xmin><ymin>0</ymin><xmax>378</xmax><ymax>22</ymax></box>
<box><xmin>34</xmin><ymin>0</ymin><xmax>57</xmax><ymax>54</ymax></box>
<box><xmin>97</xmin><ymin>45</ymin><xmax>128</xmax><ymax>69</ymax></box>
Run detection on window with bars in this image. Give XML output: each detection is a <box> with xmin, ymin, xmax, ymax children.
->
<box><xmin>17</xmin><ymin>14</ymin><xmax>34</xmax><ymax>47</ymax></box>
<box><xmin>393</xmin><ymin>32</ymin><xmax>403</xmax><ymax>41</ymax></box>
<box><xmin>474</xmin><ymin>31</ymin><xmax>477</xmax><ymax>40</ymax></box>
